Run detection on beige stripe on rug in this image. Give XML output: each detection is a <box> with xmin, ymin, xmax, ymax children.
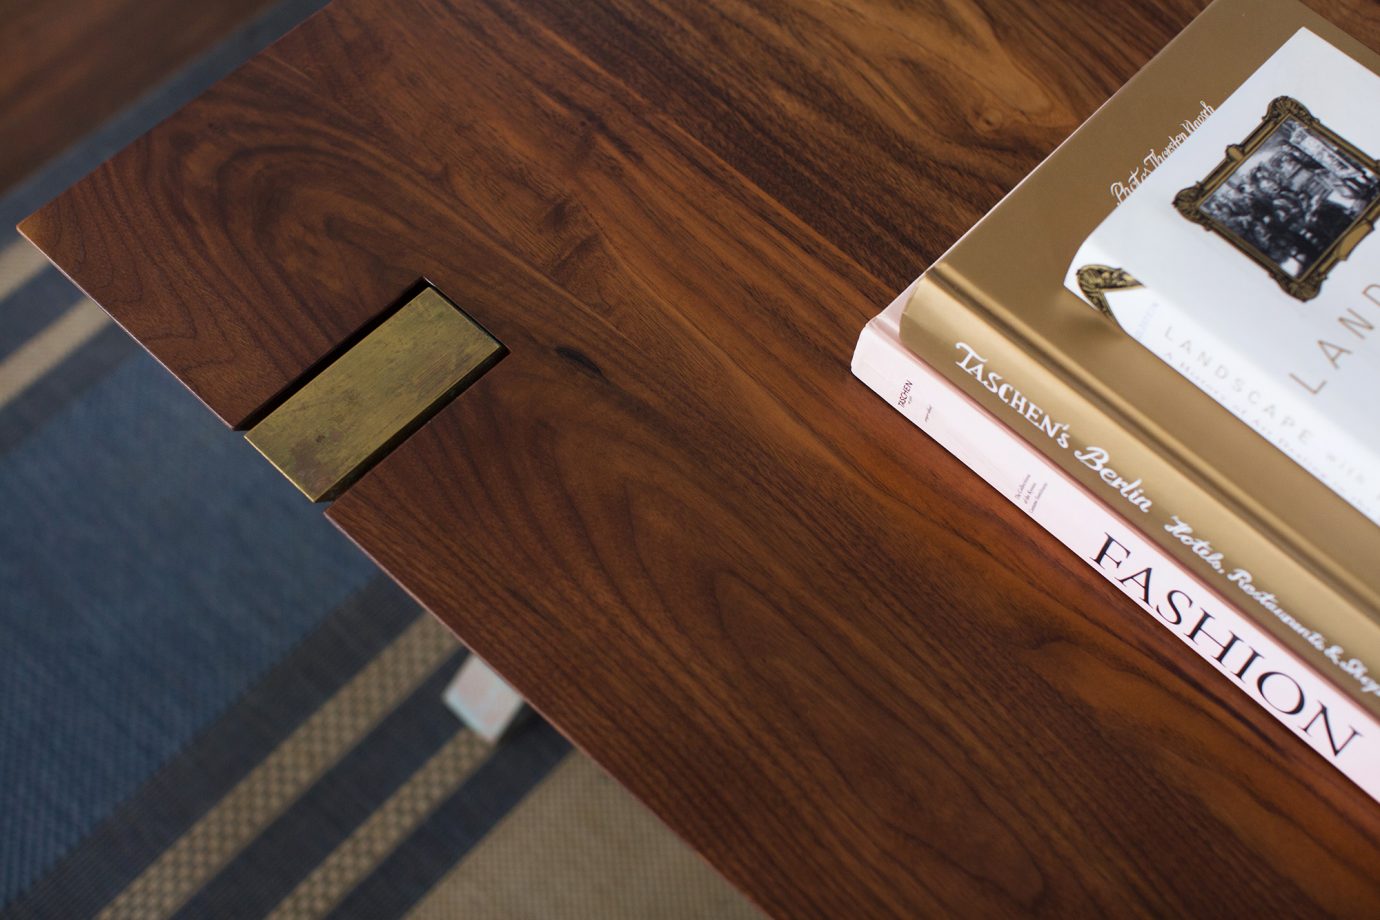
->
<box><xmin>268</xmin><ymin>730</ymin><xmax>492</xmax><ymax>919</ymax></box>
<box><xmin>98</xmin><ymin>614</ymin><xmax>458</xmax><ymax>920</ymax></box>
<box><xmin>0</xmin><ymin>238</ymin><xmax>51</xmax><ymax>303</ymax></box>
<box><xmin>406</xmin><ymin>754</ymin><xmax>763</xmax><ymax>920</ymax></box>
<box><xmin>0</xmin><ymin>296</ymin><xmax>108</xmax><ymax>408</ymax></box>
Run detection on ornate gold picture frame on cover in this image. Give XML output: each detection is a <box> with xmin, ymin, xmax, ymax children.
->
<box><xmin>1174</xmin><ymin>95</ymin><xmax>1380</xmax><ymax>301</ymax></box>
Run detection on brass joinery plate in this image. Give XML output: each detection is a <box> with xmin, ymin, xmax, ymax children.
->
<box><xmin>247</xmin><ymin>287</ymin><xmax>503</xmax><ymax>501</ymax></box>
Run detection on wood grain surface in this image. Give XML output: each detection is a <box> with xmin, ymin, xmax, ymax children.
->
<box><xmin>0</xmin><ymin>0</ymin><xmax>276</xmax><ymax>194</ymax></box>
<box><xmin>21</xmin><ymin>0</ymin><xmax>1380</xmax><ymax>915</ymax></box>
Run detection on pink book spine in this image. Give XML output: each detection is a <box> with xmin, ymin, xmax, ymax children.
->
<box><xmin>852</xmin><ymin>283</ymin><xmax>1380</xmax><ymax>804</ymax></box>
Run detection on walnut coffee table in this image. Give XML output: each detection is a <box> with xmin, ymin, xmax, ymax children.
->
<box><xmin>22</xmin><ymin>0</ymin><xmax>1380</xmax><ymax>913</ymax></box>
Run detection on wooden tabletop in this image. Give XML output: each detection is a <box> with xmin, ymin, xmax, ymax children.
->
<box><xmin>0</xmin><ymin>0</ymin><xmax>277</xmax><ymax>193</ymax></box>
<box><xmin>22</xmin><ymin>0</ymin><xmax>1380</xmax><ymax>914</ymax></box>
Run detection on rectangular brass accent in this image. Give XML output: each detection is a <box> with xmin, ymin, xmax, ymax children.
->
<box><xmin>246</xmin><ymin>287</ymin><xmax>502</xmax><ymax>501</ymax></box>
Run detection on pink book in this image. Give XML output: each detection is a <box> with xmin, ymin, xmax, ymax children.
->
<box><xmin>853</xmin><ymin>283</ymin><xmax>1380</xmax><ymax>803</ymax></box>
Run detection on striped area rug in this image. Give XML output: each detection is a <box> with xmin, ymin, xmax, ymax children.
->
<box><xmin>0</xmin><ymin>4</ymin><xmax>761</xmax><ymax>918</ymax></box>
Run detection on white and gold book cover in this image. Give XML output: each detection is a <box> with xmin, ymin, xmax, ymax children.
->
<box><xmin>1066</xmin><ymin>29</ymin><xmax>1380</xmax><ymax>526</ymax></box>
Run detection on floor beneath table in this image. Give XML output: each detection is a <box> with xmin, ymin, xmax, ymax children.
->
<box><xmin>0</xmin><ymin>1</ymin><xmax>760</xmax><ymax>915</ymax></box>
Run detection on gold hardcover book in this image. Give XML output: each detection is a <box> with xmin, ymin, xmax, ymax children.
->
<box><xmin>901</xmin><ymin>0</ymin><xmax>1380</xmax><ymax>717</ymax></box>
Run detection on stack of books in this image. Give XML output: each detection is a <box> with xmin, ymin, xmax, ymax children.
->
<box><xmin>854</xmin><ymin>0</ymin><xmax>1380</xmax><ymax>802</ymax></box>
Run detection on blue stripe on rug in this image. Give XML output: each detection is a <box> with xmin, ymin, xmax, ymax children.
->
<box><xmin>0</xmin><ymin>347</ymin><xmax>379</xmax><ymax>905</ymax></box>
<box><xmin>172</xmin><ymin>652</ymin><xmax>468</xmax><ymax>920</ymax></box>
<box><xmin>2</xmin><ymin>577</ymin><xmax>422</xmax><ymax>919</ymax></box>
<box><xmin>329</xmin><ymin>720</ymin><xmax>572</xmax><ymax>919</ymax></box>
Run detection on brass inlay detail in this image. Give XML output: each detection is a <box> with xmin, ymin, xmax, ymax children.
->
<box><xmin>247</xmin><ymin>287</ymin><xmax>502</xmax><ymax>501</ymax></box>
<box><xmin>1075</xmin><ymin>264</ymin><xmax>1141</xmax><ymax>325</ymax></box>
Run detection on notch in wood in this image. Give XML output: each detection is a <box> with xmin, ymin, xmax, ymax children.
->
<box><xmin>246</xmin><ymin>286</ymin><xmax>503</xmax><ymax>502</ymax></box>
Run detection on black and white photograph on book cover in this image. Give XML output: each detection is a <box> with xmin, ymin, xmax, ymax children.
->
<box><xmin>1174</xmin><ymin>95</ymin><xmax>1380</xmax><ymax>300</ymax></box>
